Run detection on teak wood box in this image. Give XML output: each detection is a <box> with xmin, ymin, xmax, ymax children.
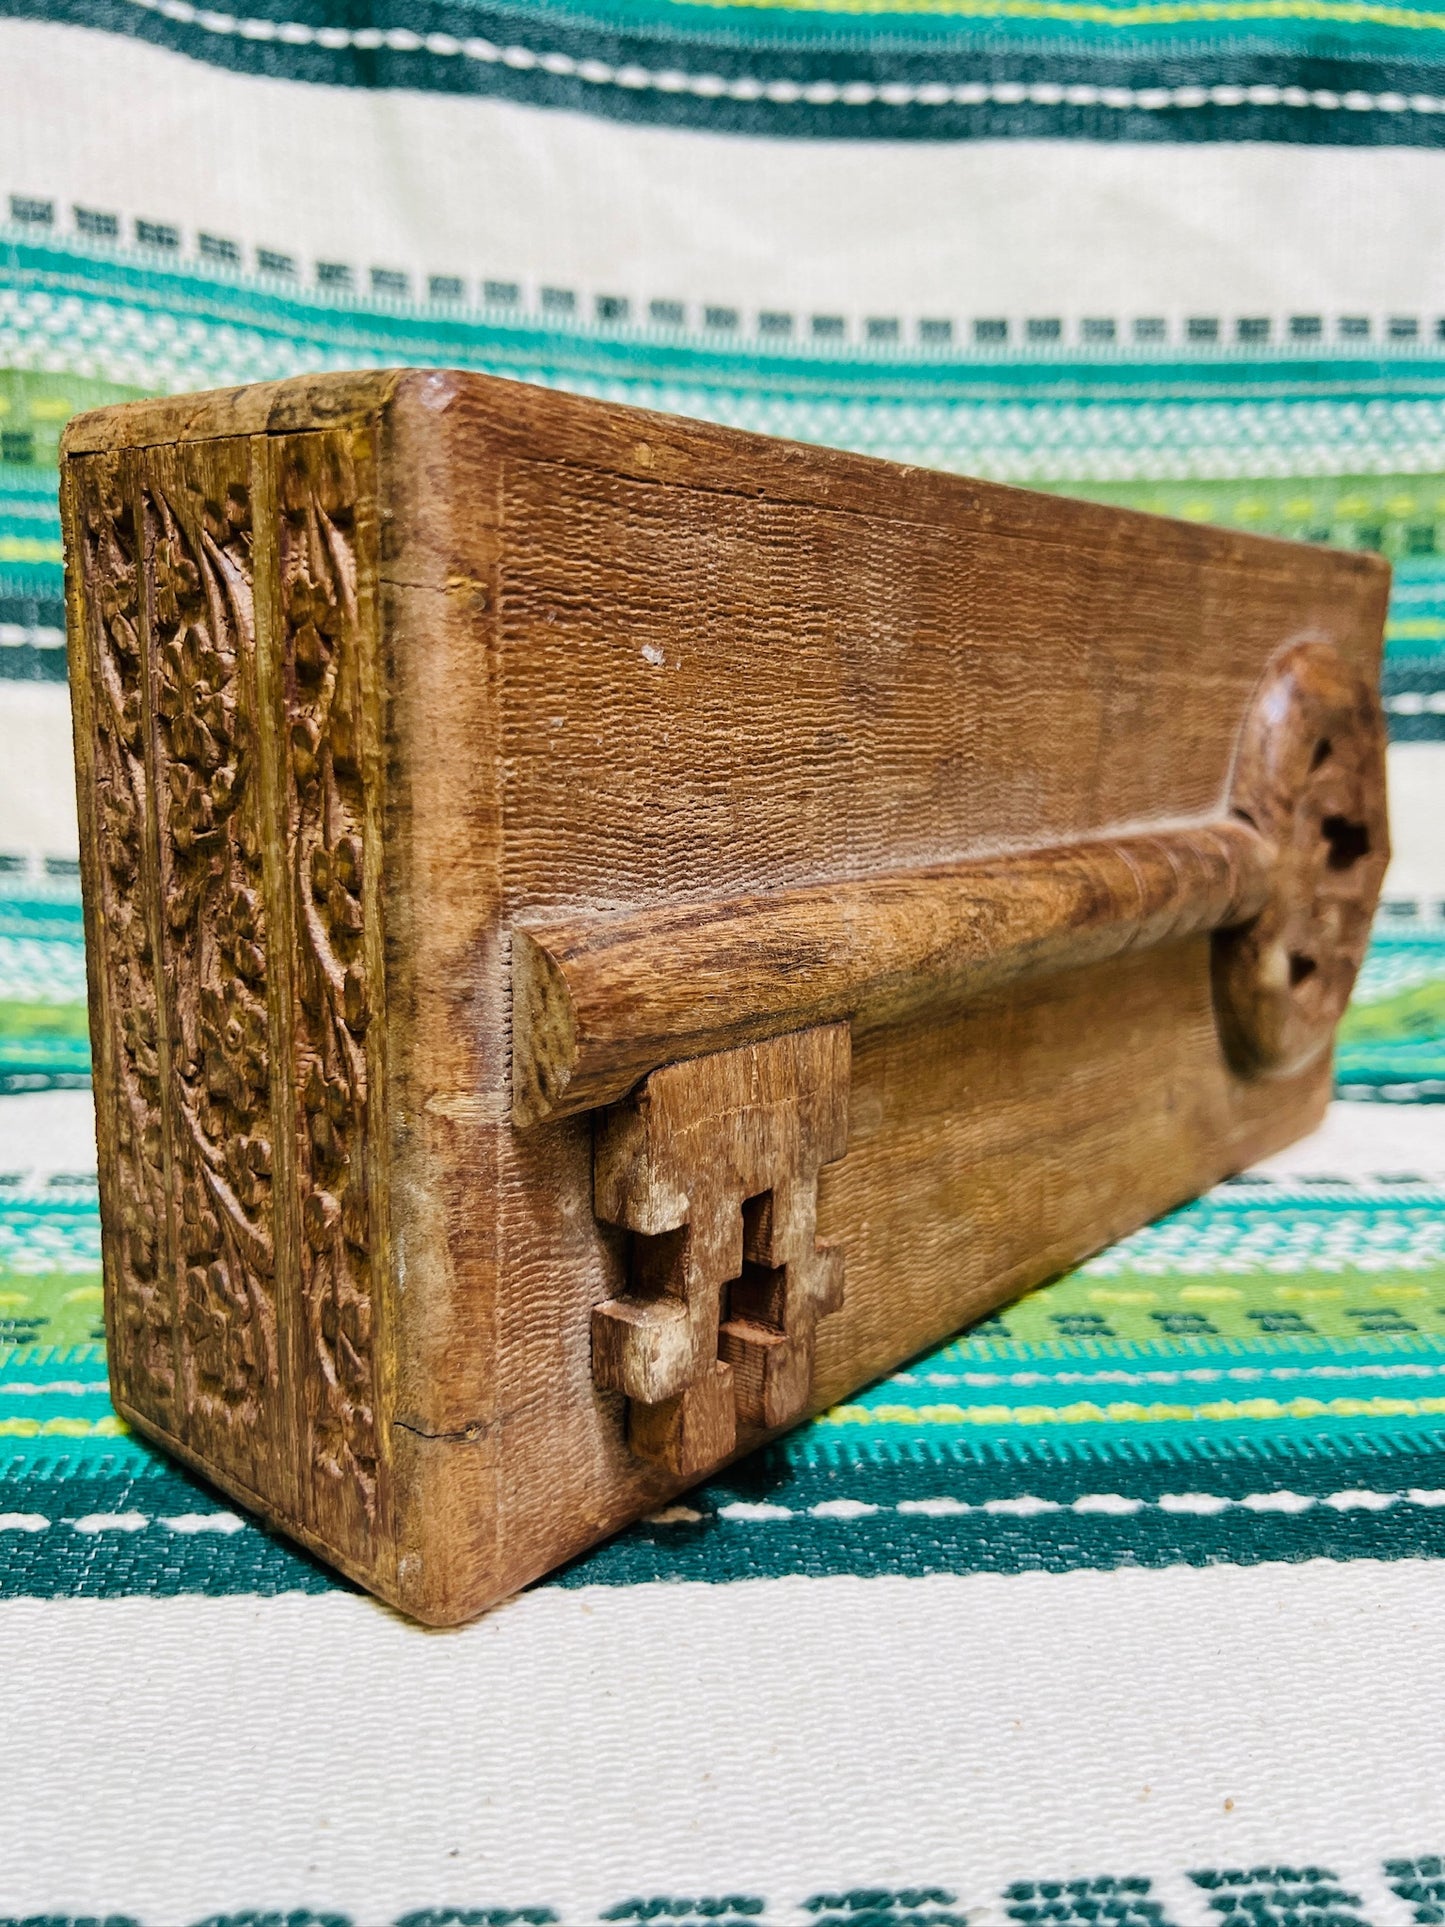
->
<box><xmin>61</xmin><ymin>369</ymin><xmax>1390</xmax><ymax>1624</ymax></box>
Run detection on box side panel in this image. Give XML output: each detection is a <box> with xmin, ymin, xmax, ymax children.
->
<box><xmin>69</xmin><ymin>436</ymin><xmax>303</xmax><ymax>1504</ymax></box>
<box><xmin>68</xmin><ymin>420</ymin><xmax>397</xmax><ymax>1592</ymax></box>
<box><xmin>471</xmin><ymin>407</ymin><xmax>1374</xmax><ymax>1604</ymax></box>
<box><xmin>459</xmin><ymin>942</ymin><xmax>1329</xmax><ymax>1604</ymax></box>
<box><xmin>383</xmin><ymin>371</ymin><xmax>1390</xmax><ymax>647</ymax></box>
<box><xmin>336</xmin><ymin>374</ymin><xmax>1383</xmax><ymax>1619</ymax></box>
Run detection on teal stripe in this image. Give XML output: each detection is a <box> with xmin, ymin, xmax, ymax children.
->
<box><xmin>13</xmin><ymin>230</ymin><xmax>1445</xmax><ymax>400</ymax></box>
<box><xmin>0</xmin><ymin>1881</ymin><xmax>1422</xmax><ymax>1927</ymax></box>
<box><xmin>492</xmin><ymin>0</ymin><xmax>1445</xmax><ymax>54</ymax></box>
<box><xmin>0</xmin><ymin>893</ymin><xmax>85</xmax><ymax>938</ymax></box>
<box><xmin>10</xmin><ymin>0</ymin><xmax>1445</xmax><ymax>149</ymax></box>
<box><xmin>9</xmin><ymin>1432</ymin><xmax>1445</xmax><ymax>1598</ymax></box>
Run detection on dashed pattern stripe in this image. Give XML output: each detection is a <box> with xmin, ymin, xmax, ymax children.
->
<box><xmin>16</xmin><ymin>1441</ymin><xmax>1445</xmax><ymax>1594</ymax></box>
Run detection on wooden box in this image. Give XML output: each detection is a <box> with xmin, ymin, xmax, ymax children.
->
<box><xmin>61</xmin><ymin>371</ymin><xmax>1390</xmax><ymax>1624</ymax></box>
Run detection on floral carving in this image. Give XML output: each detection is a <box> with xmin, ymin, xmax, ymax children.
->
<box><xmin>280</xmin><ymin>448</ymin><xmax>381</xmax><ymax>1539</ymax></box>
<box><xmin>79</xmin><ymin>461</ymin><xmax>174</xmax><ymax>1409</ymax></box>
<box><xmin>74</xmin><ymin>431</ymin><xmax>385</xmax><ymax>1558</ymax></box>
<box><xmin>146</xmin><ymin>479</ymin><xmax>278</xmax><ymax>1453</ymax></box>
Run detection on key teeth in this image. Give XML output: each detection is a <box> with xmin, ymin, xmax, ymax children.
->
<box><xmin>719</xmin><ymin>1319</ymin><xmax>816</xmax><ymax>1430</ymax></box>
<box><xmin>591</xmin><ymin>1297</ymin><xmax>693</xmax><ymax>1405</ymax></box>
<box><xmin>628</xmin><ymin>1360</ymin><xmax>737</xmax><ymax>1476</ymax></box>
<box><xmin>591</xmin><ymin>1025</ymin><xmax>850</xmax><ymax>1475</ymax></box>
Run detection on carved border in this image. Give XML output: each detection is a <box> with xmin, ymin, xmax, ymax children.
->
<box><xmin>143</xmin><ymin>461</ymin><xmax>281</xmax><ymax>1481</ymax></box>
<box><xmin>70</xmin><ymin>452</ymin><xmax>177</xmax><ymax>1417</ymax></box>
<box><xmin>275</xmin><ymin>433</ymin><xmax>388</xmax><ymax>1555</ymax></box>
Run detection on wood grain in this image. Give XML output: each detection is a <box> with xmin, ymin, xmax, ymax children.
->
<box><xmin>62</xmin><ymin>368</ymin><xmax>1392</xmax><ymax>1624</ymax></box>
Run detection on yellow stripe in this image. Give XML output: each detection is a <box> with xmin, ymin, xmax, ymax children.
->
<box><xmin>666</xmin><ymin>0</ymin><xmax>1445</xmax><ymax>28</ymax></box>
<box><xmin>0</xmin><ymin>536</ymin><xmax>62</xmax><ymax>564</ymax></box>
<box><xmin>825</xmin><ymin>1395</ymin><xmax>1445</xmax><ymax>1426</ymax></box>
<box><xmin>0</xmin><ymin>1415</ymin><xmax>128</xmax><ymax>1438</ymax></box>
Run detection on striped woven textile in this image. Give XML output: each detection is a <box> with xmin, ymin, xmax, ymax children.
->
<box><xmin>3</xmin><ymin>0</ymin><xmax>1445</xmax><ymax>1909</ymax></box>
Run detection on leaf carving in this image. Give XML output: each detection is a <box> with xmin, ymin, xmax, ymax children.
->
<box><xmin>147</xmin><ymin>477</ymin><xmax>278</xmax><ymax>1454</ymax></box>
<box><xmin>279</xmin><ymin>448</ymin><xmax>382</xmax><ymax>1534</ymax></box>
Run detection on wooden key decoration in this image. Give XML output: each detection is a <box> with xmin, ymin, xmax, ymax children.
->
<box><xmin>592</xmin><ymin>1024</ymin><xmax>849</xmax><ymax>1476</ymax></box>
<box><xmin>61</xmin><ymin>370</ymin><xmax>1390</xmax><ymax>1624</ymax></box>
<box><xmin>1213</xmin><ymin>638</ymin><xmax>1389</xmax><ymax>1078</ymax></box>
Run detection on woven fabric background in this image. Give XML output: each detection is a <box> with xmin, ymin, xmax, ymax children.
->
<box><xmin>3</xmin><ymin>1</ymin><xmax>1445</xmax><ymax>1910</ymax></box>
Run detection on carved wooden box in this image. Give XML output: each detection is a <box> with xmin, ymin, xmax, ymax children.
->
<box><xmin>61</xmin><ymin>371</ymin><xmax>1390</xmax><ymax>1624</ymax></box>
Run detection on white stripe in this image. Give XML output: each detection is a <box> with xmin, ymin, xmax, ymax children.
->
<box><xmin>645</xmin><ymin>1504</ymin><xmax>704</xmax><ymax>1525</ymax></box>
<box><xmin>0</xmin><ymin>681</ymin><xmax>78</xmax><ymax>867</ymax></box>
<box><xmin>654</xmin><ymin>1486</ymin><xmax>1445</xmax><ymax>1524</ymax></box>
<box><xmin>0</xmin><ymin>1382</ymin><xmax>110</xmax><ymax>1397</ymax></box>
<box><xmin>0</xmin><ymin>1089</ymin><xmax>98</xmax><ymax>1185</ymax></box>
<box><xmin>0</xmin><ymin>1510</ymin><xmax>249</xmax><ymax>1533</ymax></box>
<box><xmin>1383</xmin><ymin>744</ymin><xmax>1445</xmax><ymax>902</ymax></box>
<box><xmin>906</xmin><ymin>1363</ymin><xmax>1445</xmax><ymax>1390</ymax></box>
<box><xmin>11</xmin><ymin>21</ymin><xmax>1445</xmax><ymax>335</ymax></box>
<box><xmin>156</xmin><ymin>1511</ymin><xmax>247</xmax><ymax>1534</ymax></box>
<box><xmin>1248</xmin><ymin>1089</ymin><xmax>1445</xmax><ymax>1182</ymax></box>
<box><xmin>1157</xmin><ymin>1492</ymin><xmax>1233</xmax><ymax>1515</ymax></box>
<box><xmin>1</xmin><ymin>1092</ymin><xmax>1440</xmax><ymax>1194</ymax></box>
<box><xmin>11</xmin><ymin>1483</ymin><xmax>1439</xmax><ymax>1535</ymax></box>
<box><xmin>0</xmin><ymin>625</ymin><xmax>66</xmax><ymax>650</ymax></box>
<box><xmin>981</xmin><ymin>1493</ymin><xmax>1062</xmax><ymax>1517</ymax></box>
<box><xmin>1238</xmin><ymin>1489</ymin><xmax>1317</xmax><ymax>1513</ymax></box>
<box><xmin>3</xmin><ymin>1567</ymin><xmax>1444</xmax><ymax>1908</ymax></box>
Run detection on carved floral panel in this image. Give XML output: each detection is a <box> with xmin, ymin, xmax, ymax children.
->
<box><xmin>144</xmin><ymin>462</ymin><xmax>280</xmax><ymax>1479</ymax></box>
<box><xmin>72</xmin><ymin>427</ymin><xmax>387</xmax><ymax>1566</ymax></box>
<box><xmin>74</xmin><ymin>455</ymin><xmax>176</xmax><ymax>1415</ymax></box>
<box><xmin>277</xmin><ymin>438</ymin><xmax>384</xmax><ymax>1549</ymax></box>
